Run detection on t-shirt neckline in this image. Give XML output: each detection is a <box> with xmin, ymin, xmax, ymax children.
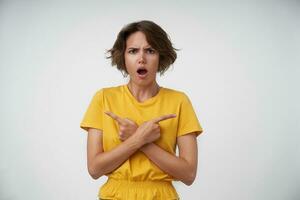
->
<box><xmin>123</xmin><ymin>84</ymin><xmax>163</xmax><ymax>106</ymax></box>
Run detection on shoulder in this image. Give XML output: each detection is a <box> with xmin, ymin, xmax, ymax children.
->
<box><xmin>161</xmin><ymin>87</ymin><xmax>189</xmax><ymax>102</ymax></box>
<box><xmin>94</xmin><ymin>85</ymin><xmax>123</xmax><ymax>97</ymax></box>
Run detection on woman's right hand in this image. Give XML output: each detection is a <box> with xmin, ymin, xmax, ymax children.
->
<box><xmin>135</xmin><ymin>114</ymin><xmax>176</xmax><ymax>145</ymax></box>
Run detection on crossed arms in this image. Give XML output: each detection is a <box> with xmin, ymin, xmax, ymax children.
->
<box><xmin>87</xmin><ymin>111</ymin><xmax>198</xmax><ymax>186</ymax></box>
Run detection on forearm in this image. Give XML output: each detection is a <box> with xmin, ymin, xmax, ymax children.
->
<box><xmin>140</xmin><ymin>143</ymin><xmax>196</xmax><ymax>185</ymax></box>
<box><xmin>91</xmin><ymin>134</ymin><xmax>143</xmax><ymax>179</ymax></box>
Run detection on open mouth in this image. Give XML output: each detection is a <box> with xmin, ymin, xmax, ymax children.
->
<box><xmin>137</xmin><ymin>67</ymin><xmax>148</xmax><ymax>75</ymax></box>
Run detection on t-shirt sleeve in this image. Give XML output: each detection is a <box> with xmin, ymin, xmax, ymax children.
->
<box><xmin>80</xmin><ymin>89</ymin><xmax>104</xmax><ymax>132</ymax></box>
<box><xmin>177</xmin><ymin>93</ymin><xmax>203</xmax><ymax>137</ymax></box>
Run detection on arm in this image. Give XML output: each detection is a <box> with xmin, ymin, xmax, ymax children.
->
<box><xmin>104</xmin><ymin>111</ymin><xmax>199</xmax><ymax>185</ymax></box>
<box><xmin>87</xmin><ymin>119</ymin><xmax>161</xmax><ymax>180</ymax></box>
<box><xmin>87</xmin><ymin>128</ymin><xmax>143</xmax><ymax>179</ymax></box>
<box><xmin>140</xmin><ymin>133</ymin><xmax>198</xmax><ymax>186</ymax></box>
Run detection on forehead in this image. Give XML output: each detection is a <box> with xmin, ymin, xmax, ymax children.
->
<box><xmin>126</xmin><ymin>31</ymin><xmax>150</xmax><ymax>47</ymax></box>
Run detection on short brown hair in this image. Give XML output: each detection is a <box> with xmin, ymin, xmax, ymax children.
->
<box><xmin>106</xmin><ymin>20</ymin><xmax>179</xmax><ymax>76</ymax></box>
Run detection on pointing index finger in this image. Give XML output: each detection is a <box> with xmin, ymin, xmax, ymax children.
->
<box><xmin>104</xmin><ymin>111</ymin><xmax>123</xmax><ymax>124</ymax></box>
<box><xmin>153</xmin><ymin>114</ymin><xmax>177</xmax><ymax>123</ymax></box>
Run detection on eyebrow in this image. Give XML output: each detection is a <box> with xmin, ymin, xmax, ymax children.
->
<box><xmin>127</xmin><ymin>46</ymin><xmax>154</xmax><ymax>50</ymax></box>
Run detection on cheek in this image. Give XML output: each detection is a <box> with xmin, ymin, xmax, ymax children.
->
<box><xmin>124</xmin><ymin>55</ymin><xmax>135</xmax><ymax>72</ymax></box>
<box><xmin>150</xmin><ymin>56</ymin><xmax>159</xmax><ymax>71</ymax></box>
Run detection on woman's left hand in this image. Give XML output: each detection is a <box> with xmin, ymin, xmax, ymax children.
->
<box><xmin>104</xmin><ymin>111</ymin><xmax>138</xmax><ymax>141</ymax></box>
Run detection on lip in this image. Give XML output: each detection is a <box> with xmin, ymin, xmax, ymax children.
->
<box><xmin>136</xmin><ymin>66</ymin><xmax>148</xmax><ymax>79</ymax></box>
<box><xmin>137</xmin><ymin>71</ymin><xmax>148</xmax><ymax>79</ymax></box>
<box><xmin>137</xmin><ymin>66</ymin><xmax>147</xmax><ymax>71</ymax></box>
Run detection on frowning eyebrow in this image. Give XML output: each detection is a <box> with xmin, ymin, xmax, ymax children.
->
<box><xmin>127</xmin><ymin>46</ymin><xmax>154</xmax><ymax>50</ymax></box>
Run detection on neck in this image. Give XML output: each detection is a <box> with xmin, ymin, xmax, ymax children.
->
<box><xmin>127</xmin><ymin>81</ymin><xmax>160</xmax><ymax>102</ymax></box>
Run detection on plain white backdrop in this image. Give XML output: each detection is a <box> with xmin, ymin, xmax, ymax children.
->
<box><xmin>0</xmin><ymin>1</ymin><xmax>299</xmax><ymax>200</ymax></box>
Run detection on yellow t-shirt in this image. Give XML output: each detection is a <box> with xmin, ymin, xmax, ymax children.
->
<box><xmin>80</xmin><ymin>84</ymin><xmax>203</xmax><ymax>200</ymax></box>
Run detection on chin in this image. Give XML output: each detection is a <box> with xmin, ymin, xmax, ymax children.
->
<box><xmin>134</xmin><ymin>78</ymin><xmax>156</xmax><ymax>86</ymax></box>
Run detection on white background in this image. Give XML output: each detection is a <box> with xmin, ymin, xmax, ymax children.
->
<box><xmin>1</xmin><ymin>1</ymin><xmax>299</xmax><ymax>200</ymax></box>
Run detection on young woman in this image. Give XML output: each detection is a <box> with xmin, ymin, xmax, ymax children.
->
<box><xmin>80</xmin><ymin>20</ymin><xmax>203</xmax><ymax>200</ymax></box>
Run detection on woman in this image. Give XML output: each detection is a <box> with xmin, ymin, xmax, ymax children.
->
<box><xmin>80</xmin><ymin>20</ymin><xmax>203</xmax><ymax>200</ymax></box>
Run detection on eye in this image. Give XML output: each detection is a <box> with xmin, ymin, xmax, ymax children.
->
<box><xmin>147</xmin><ymin>48</ymin><xmax>156</xmax><ymax>54</ymax></box>
<box><xmin>128</xmin><ymin>49</ymin><xmax>137</xmax><ymax>54</ymax></box>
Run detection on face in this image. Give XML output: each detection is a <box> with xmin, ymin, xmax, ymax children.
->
<box><xmin>124</xmin><ymin>31</ymin><xmax>159</xmax><ymax>86</ymax></box>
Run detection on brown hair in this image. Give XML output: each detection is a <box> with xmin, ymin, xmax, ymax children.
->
<box><xmin>106</xmin><ymin>20</ymin><xmax>179</xmax><ymax>77</ymax></box>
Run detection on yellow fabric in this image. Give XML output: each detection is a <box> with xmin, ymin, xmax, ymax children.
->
<box><xmin>100</xmin><ymin>178</ymin><xmax>179</xmax><ymax>200</ymax></box>
<box><xmin>80</xmin><ymin>84</ymin><xmax>203</xmax><ymax>200</ymax></box>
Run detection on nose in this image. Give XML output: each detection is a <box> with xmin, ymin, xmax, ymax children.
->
<box><xmin>138</xmin><ymin>51</ymin><xmax>146</xmax><ymax>64</ymax></box>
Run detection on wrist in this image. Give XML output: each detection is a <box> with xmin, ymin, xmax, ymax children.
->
<box><xmin>140</xmin><ymin>142</ymin><xmax>153</xmax><ymax>153</ymax></box>
<box><xmin>131</xmin><ymin>132</ymin><xmax>145</xmax><ymax>148</ymax></box>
